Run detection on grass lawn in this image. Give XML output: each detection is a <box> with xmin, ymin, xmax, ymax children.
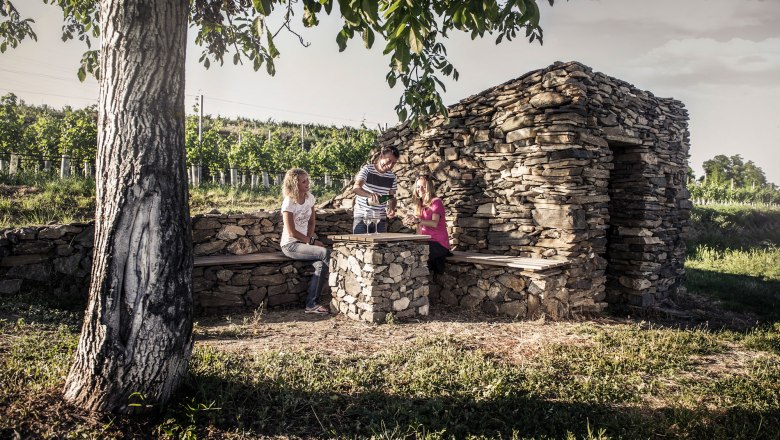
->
<box><xmin>1</xmin><ymin>182</ymin><xmax>778</xmax><ymax>438</ymax></box>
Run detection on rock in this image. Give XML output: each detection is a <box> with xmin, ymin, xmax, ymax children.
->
<box><xmin>53</xmin><ymin>254</ymin><xmax>82</xmax><ymax>275</ymax></box>
<box><xmin>217</xmin><ymin>225</ymin><xmax>247</xmax><ymax>241</ymax></box>
<box><xmin>227</xmin><ymin>237</ymin><xmax>257</xmax><ymax>255</ymax></box>
<box><xmin>529</xmin><ymin>91</ymin><xmax>571</xmax><ymax>109</ymax></box>
<box><xmin>7</xmin><ymin>263</ymin><xmax>50</xmax><ymax>282</ymax></box>
<box><xmin>194</xmin><ymin>241</ymin><xmax>227</xmax><ymax>256</ymax></box>
<box><xmin>0</xmin><ymin>279</ymin><xmax>22</xmax><ymax>295</ymax></box>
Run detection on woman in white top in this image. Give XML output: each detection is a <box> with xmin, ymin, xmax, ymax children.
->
<box><xmin>280</xmin><ymin>168</ymin><xmax>330</xmax><ymax>314</ymax></box>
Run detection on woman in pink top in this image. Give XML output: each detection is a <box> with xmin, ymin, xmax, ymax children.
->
<box><xmin>404</xmin><ymin>174</ymin><xmax>452</xmax><ymax>274</ymax></box>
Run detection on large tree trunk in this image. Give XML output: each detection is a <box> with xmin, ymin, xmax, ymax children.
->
<box><xmin>63</xmin><ymin>0</ymin><xmax>193</xmax><ymax>413</ymax></box>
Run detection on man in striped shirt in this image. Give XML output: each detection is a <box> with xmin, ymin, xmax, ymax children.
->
<box><xmin>352</xmin><ymin>146</ymin><xmax>400</xmax><ymax>233</ymax></box>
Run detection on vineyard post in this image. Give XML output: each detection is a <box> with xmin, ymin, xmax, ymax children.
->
<box><xmin>197</xmin><ymin>94</ymin><xmax>204</xmax><ymax>187</ymax></box>
<box><xmin>59</xmin><ymin>154</ymin><xmax>70</xmax><ymax>178</ymax></box>
<box><xmin>9</xmin><ymin>152</ymin><xmax>18</xmax><ymax>175</ymax></box>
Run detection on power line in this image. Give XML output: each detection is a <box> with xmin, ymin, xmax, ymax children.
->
<box><xmin>0</xmin><ymin>87</ymin><xmax>97</xmax><ymax>103</ymax></box>
<box><xmin>184</xmin><ymin>93</ymin><xmax>386</xmax><ymax>126</ymax></box>
<box><xmin>0</xmin><ymin>67</ymin><xmax>99</xmax><ymax>85</ymax></box>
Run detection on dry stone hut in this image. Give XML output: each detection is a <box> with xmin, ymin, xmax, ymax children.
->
<box><xmin>368</xmin><ymin>61</ymin><xmax>691</xmax><ymax>315</ymax></box>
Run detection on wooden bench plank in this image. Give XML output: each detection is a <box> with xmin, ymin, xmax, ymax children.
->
<box><xmin>448</xmin><ymin>251</ymin><xmax>568</xmax><ymax>271</ymax></box>
<box><xmin>330</xmin><ymin>232</ymin><xmax>430</xmax><ymax>243</ymax></box>
<box><xmin>194</xmin><ymin>252</ymin><xmax>290</xmax><ymax>267</ymax></box>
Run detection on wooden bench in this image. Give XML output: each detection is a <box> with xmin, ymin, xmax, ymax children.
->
<box><xmin>447</xmin><ymin>251</ymin><xmax>569</xmax><ymax>272</ymax></box>
<box><xmin>194</xmin><ymin>252</ymin><xmax>290</xmax><ymax>267</ymax></box>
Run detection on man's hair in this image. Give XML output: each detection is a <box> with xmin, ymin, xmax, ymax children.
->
<box><xmin>370</xmin><ymin>145</ymin><xmax>400</xmax><ymax>164</ymax></box>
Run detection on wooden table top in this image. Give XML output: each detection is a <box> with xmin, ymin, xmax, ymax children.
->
<box><xmin>330</xmin><ymin>232</ymin><xmax>431</xmax><ymax>243</ymax></box>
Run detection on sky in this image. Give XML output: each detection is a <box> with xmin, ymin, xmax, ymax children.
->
<box><xmin>2</xmin><ymin>0</ymin><xmax>779</xmax><ymax>184</ymax></box>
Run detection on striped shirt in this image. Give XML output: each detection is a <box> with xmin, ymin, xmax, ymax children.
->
<box><xmin>354</xmin><ymin>164</ymin><xmax>397</xmax><ymax>218</ymax></box>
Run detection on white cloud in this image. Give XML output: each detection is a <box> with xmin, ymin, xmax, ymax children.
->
<box><xmin>548</xmin><ymin>0</ymin><xmax>780</xmax><ymax>40</ymax></box>
<box><xmin>626</xmin><ymin>37</ymin><xmax>780</xmax><ymax>87</ymax></box>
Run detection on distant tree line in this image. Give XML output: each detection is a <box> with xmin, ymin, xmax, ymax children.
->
<box><xmin>0</xmin><ymin>92</ymin><xmax>377</xmax><ymax>180</ymax></box>
<box><xmin>688</xmin><ymin>154</ymin><xmax>779</xmax><ymax>205</ymax></box>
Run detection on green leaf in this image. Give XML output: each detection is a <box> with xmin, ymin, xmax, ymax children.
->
<box><xmin>336</xmin><ymin>28</ymin><xmax>348</xmax><ymax>52</ymax></box>
<box><xmin>77</xmin><ymin>67</ymin><xmax>86</xmax><ymax>82</ymax></box>
<box><xmin>361</xmin><ymin>0</ymin><xmax>380</xmax><ymax>25</ymax></box>
<box><xmin>362</xmin><ymin>28</ymin><xmax>375</xmax><ymax>49</ymax></box>
<box><xmin>253</xmin><ymin>17</ymin><xmax>265</xmax><ymax>37</ymax></box>
<box><xmin>408</xmin><ymin>28</ymin><xmax>424</xmax><ymax>55</ymax></box>
<box><xmin>386</xmin><ymin>71</ymin><xmax>397</xmax><ymax>88</ymax></box>
<box><xmin>266</xmin><ymin>29</ymin><xmax>280</xmax><ymax>58</ymax></box>
<box><xmin>253</xmin><ymin>0</ymin><xmax>273</xmax><ymax>16</ymax></box>
<box><xmin>303</xmin><ymin>7</ymin><xmax>319</xmax><ymax>27</ymax></box>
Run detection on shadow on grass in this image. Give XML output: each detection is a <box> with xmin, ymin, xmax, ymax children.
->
<box><xmin>686</xmin><ymin>267</ymin><xmax>780</xmax><ymax>323</ymax></box>
<box><xmin>170</xmin><ymin>369</ymin><xmax>778</xmax><ymax>439</ymax></box>
<box><xmin>0</xmin><ymin>289</ymin><xmax>85</xmax><ymax>329</ymax></box>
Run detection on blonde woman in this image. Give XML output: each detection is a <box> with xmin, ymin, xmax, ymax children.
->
<box><xmin>403</xmin><ymin>174</ymin><xmax>452</xmax><ymax>274</ymax></box>
<box><xmin>280</xmin><ymin>168</ymin><xmax>330</xmax><ymax>314</ymax></box>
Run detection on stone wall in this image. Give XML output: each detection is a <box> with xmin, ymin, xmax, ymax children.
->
<box><xmin>0</xmin><ymin>223</ymin><xmax>94</xmax><ymax>297</ymax></box>
<box><xmin>365</xmin><ymin>61</ymin><xmax>690</xmax><ymax>312</ymax></box>
<box><xmin>191</xmin><ymin>208</ymin><xmax>354</xmax><ymax>256</ymax></box>
<box><xmin>0</xmin><ymin>209</ymin><xmax>356</xmax><ymax>313</ymax></box>
<box><xmin>430</xmin><ymin>263</ymin><xmax>569</xmax><ymax>319</ymax></box>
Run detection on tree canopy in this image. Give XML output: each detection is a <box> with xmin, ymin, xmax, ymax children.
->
<box><xmin>2</xmin><ymin>0</ymin><xmax>557</xmax><ymax>128</ymax></box>
<box><xmin>701</xmin><ymin>154</ymin><xmax>767</xmax><ymax>187</ymax></box>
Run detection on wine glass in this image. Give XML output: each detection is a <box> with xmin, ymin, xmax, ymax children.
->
<box><xmin>370</xmin><ymin>214</ymin><xmax>380</xmax><ymax>234</ymax></box>
<box><xmin>363</xmin><ymin>214</ymin><xmax>371</xmax><ymax>234</ymax></box>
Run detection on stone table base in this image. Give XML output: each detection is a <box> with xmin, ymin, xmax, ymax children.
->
<box><xmin>328</xmin><ymin>235</ymin><xmax>430</xmax><ymax>323</ymax></box>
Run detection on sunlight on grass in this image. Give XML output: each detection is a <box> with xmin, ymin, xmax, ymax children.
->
<box><xmin>687</xmin><ymin>245</ymin><xmax>780</xmax><ymax>281</ymax></box>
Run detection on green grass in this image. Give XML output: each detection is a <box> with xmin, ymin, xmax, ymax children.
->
<box><xmin>684</xmin><ymin>205</ymin><xmax>780</xmax><ymax>322</ymax></box>
<box><xmin>2</xmin><ymin>185</ymin><xmax>779</xmax><ymax>438</ymax></box>
<box><xmin>0</xmin><ymin>178</ymin><xmax>96</xmax><ymax>227</ymax></box>
<box><xmin>1</xmin><ymin>290</ymin><xmax>779</xmax><ymax>438</ymax></box>
<box><xmin>685</xmin><ymin>243</ymin><xmax>780</xmax><ymax>322</ymax></box>
<box><xmin>688</xmin><ymin>205</ymin><xmax>780</xmax><ymax>252</ymax></box>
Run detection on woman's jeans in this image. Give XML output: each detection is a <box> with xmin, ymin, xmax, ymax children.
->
<box><xmin>352</xmin><ymin>217</ymin><xmax>388</xmax><ymax>234</ymax></box>
<box><xmin>281</xmin><ymin>242</ymin><xmax>331</xmax><ymax>309</ymax></box>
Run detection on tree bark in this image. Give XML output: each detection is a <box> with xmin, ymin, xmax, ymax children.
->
<box><xmin>63</xmin><ymin>0</ymin><xmax>193</xmax><ymax>414</ymax></box>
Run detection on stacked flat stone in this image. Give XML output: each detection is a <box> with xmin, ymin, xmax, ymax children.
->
<box><xmin>194</xmin><ymin>260</ymin><xmax>322</xmax><ymax>314</ymax></box>
<box><xmin>329</xmin><ymin>240</ymin><xmax>430</xmax><ymax>323</ymax></box>
<box><xmin>0</xmin><ymin>224</ymin><xmax>94</xmax><ymax>297</ymax></box>
<box><xmin>431</xmin><ymin>263</ymin><xmax>569</xmax><ymax>319</ymax></box>
<box><xmin>192</xmin><ymin>208</ymin><xmax>354</xmax><ymax>256</ymax></box>
<box><xmin>362</xmin><ymin>60</ymin><xmax>690</xmax><ymax>313</ymax></box>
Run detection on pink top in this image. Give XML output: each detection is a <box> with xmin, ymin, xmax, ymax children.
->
<box><xmin>420</xmin><ymin>198</ymin><xmax>450</xmax><ymax>249</ymax></box>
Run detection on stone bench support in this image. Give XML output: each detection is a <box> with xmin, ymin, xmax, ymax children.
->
<box><xmin>193</xmin><ymin>252</ymin><xmax>320</xmax><ymax>315</ymax></box>
<box><xmin>432</xmin><ymin>251</ymin><xmax>570</xmax><ymax>319</ymax></box>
